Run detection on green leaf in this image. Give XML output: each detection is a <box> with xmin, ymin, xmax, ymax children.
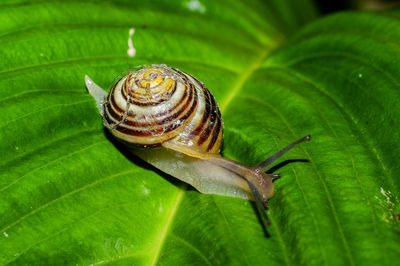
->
<box><xmin>1</xmin><ymin>0</ymin><xmax>399</xmax><ymax>265</ymax></box>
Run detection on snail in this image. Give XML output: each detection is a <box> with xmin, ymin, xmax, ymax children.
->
<box><xmin>85</xmin><ymin>64</ymin><xmax>310</xmax><ymax>232</ymax></box>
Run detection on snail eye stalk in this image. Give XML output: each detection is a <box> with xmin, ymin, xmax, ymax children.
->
<box><xmin>256</xmin><ymin>135</ymin><xmax>311</xmax><ymax>171</ymax></box>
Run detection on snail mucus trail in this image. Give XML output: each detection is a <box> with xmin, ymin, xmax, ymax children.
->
<box><xmin>85</xmin><ymin>64</ymin><xmax>310</xmax><ymax>233</ymax></box>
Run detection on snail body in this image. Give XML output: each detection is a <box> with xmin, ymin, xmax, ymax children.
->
<box><xmin>85</xmin><ymin>64</ymin><xmax>310</xmax><ymax>229</ymax></box>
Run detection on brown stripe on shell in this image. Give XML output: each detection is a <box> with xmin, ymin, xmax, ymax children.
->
<box><xmin>130</xmin><ymin>85</ymin><xmax>193</xmax><ymax>127</ymax></box>
<box><xmin>128</xmin><ymin>82</ymin><xmax>175</xmax><ymax>99</ymax></box>
<box><xmin>120</xmin><ymin>73</ymin><xmax>177</xmax><ymax>106</ymax></box>
<box><xmin>178</xmin><ymin>84</ymin><xmax>198</xmax><ymax>124</ymax></box>
<box><xmin>109</xmin><ymin>84</ymin><xmax>125</xmax><ymax>114</ymax></box>
<box><xmin>108</xmin><ymin>115</ymin><xmax>182</xmax><ymax>136</ymax></box>
<box><xmin>122</xmin><ymin>79</ymin><xmax>177</xmax><ymax>100</ymax></box>
<box><xmin>125</xmin><ymin>81</ymin><xmax>177</xmax><ymax>105</ymax></box>
<box><xmin>104</xmin><ymin>80</ymin><xmax>198</xmax><ymax>144</ymax></box>
<box><xmin>186</xmin><ymin>85</ymin><xmax>212</xmax><ymax>140</ymax></box>
<box><xmin>106</xmin><ymin>82</ymin><xmax>193</xmax><ymax>128</ymax></box>
<box><xmin>104</xmin><ymin>110</ymin><xmax>183</xmax><ymax>140</ymax></box>
<box><xmin>173</xmin><ymin>70</ymin><xmax>223</xmax><ymax>153</ymax></box>
<box><xmin>179</xmin><ymin>70</ymin><xmax>223</xmax><ymax>145</ymax></box>
<box><xmin>197</xmin><ymin>90</ymin><xmax>218</xmax><ymax>146</ymax></box>
<box><xmin>109</xmin><ymin>83</ymin><xmax>188</xmax><ymax>123</ymax></box>
<box><xmin>130</xmin><ymin>82</ymin><xmax>176</xmax><ymax>106</ymax></box>
<box><xmin>154</xmin><ymin>88</ymin><xmax>187</xmax><ymax>118</ymax></box>
<box><xmin>207</xmin><ymin>106</ymin><xmax>222</xmax><ymax>152</ymax></box>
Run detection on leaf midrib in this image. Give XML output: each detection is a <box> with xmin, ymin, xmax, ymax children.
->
<box><xmin>150</xmin><ymin>187</ymin><xmax>185</xmax><ymax>266</ymax></box>
<box><xmin>220</xmin><ymin>42</ymin><xmax>280</xmax><ymax>113</ymax></box>
<box><xmin>145</xmin><ymin>38</ymin><xmax>285</xmax><ymax>265</ymax></box>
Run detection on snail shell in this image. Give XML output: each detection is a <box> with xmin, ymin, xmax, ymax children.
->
<box><xmin>103</xmin><ymin>64</ymin><xmax>223</xmax><ymax>159</ymax></box>
<box><xmin>85</xmin><ymin>64</ymin><xmax>310</xmax><ymax>230</ymax></box>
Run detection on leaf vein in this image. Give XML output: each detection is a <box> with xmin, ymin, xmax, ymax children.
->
<box><xmin>3</xmin><ymin>201</ymin><xmax>141</xmax><ymax>265</ymax></box>
<box><xmin>211</xmin><ymin>196</ymin><xmax>252</xmax><ymax>266</ymax></box>
<box><xmin>169</xmin><ymin>234</ymin><xmax>213</xmax><ymax>266</ymax></box>
<box><xmin>0</xmin><ymin>138</ymin><xmax>106</xmax><ymax>193</ymax></box>
<box><xmin>0</xmin><ymin>167</ymin><xmax>136</xmax><ymax>234</ymax></box>
<box><xmin>0</xmin><ymin>128</ymin><xmax>100</xmax><ymax>174</ymax></box>
<box><xmin>0</xmin><ymin>100</ymin><xmax>91</xmax><ymax>130</ymax></box>
<box><xmin>0</xmin><ymin>89</ymin><xmax>84</xmax><ymax>104</ymax></box>
<box><xmin>277</xmin><ymin>51</ymin><xmax>400</xmax><ymax>88</ymax></box>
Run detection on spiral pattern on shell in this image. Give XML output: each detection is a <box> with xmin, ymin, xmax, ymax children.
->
<box><xmin>103</xmin><ymin>64</ymin><xmax>223</xmax><ymax>159</ymax></box>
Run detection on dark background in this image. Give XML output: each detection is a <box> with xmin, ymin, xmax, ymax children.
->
<box><xmin>316</xmin><ymin>0</ymin><xmax>400</xmax><ymax>13</ymax></box>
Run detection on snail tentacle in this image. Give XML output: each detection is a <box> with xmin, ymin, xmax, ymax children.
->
<box><xmin>272</xmin><ymin>173</ymin><xmax>282</xmax><ymax>181</ymax></box>
<box><xmin>255</xmin><ymin>135</ymin><xmax>311</xmax><ymax>171</ymax></box>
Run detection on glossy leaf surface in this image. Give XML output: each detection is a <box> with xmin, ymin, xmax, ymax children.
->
<box><xmin>1</xmin><ymin>0</ymin><xmax>399</xmax><ymax>265</ymax></box>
